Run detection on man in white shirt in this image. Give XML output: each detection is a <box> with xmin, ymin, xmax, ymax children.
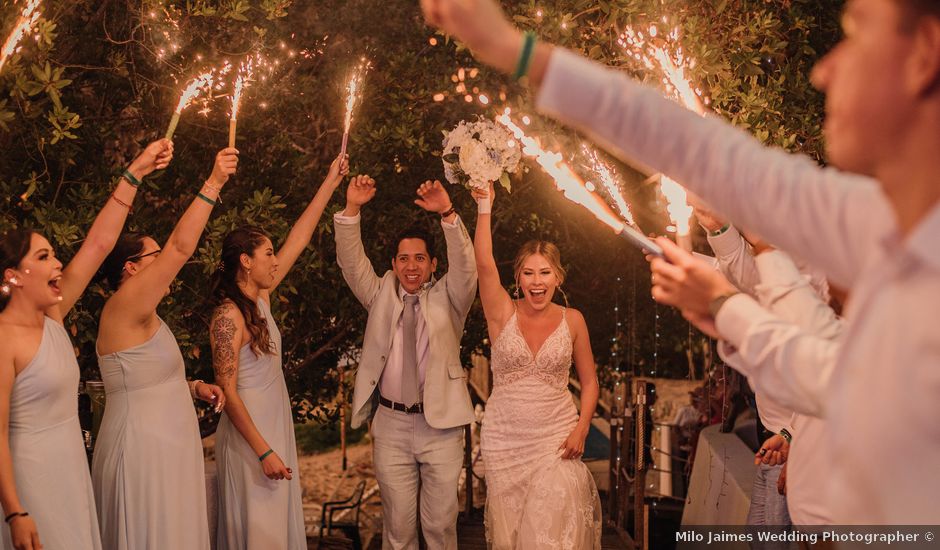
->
<box><xmin>421</xmin><ymin>0</ymin><xmax>940</xmax><ymax>524</ymax></box>
<box><xmin>334</xmin><ymin>175</ymin><xmax>478</xmax><ymax>549</ymax></box>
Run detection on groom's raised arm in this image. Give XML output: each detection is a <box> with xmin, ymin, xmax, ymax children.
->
<box><xmin>334</xmin><ymin>175</ymin><xmax>382</xmax><ymax>310</ymax></box>
<box><xmin>413</xmin><ymin>180</ymin><xmax>479</xmax><ymax>320</ymax></box>
<box><xmin>441</xmin><ymin>214</ymin><xmax>478</xmax><ymax>319</ymax></box>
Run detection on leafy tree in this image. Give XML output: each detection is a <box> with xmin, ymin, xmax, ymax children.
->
<box><xmin>0</xmin><ymin>0</ymin><xmax>842</xmax><ymax>421</ymax></box>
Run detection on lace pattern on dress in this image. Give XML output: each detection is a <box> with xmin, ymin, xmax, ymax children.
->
<box><xmin>490</xmin><ymin>309</ymin><xmax>572</xmax><ymax>390</ymax></box>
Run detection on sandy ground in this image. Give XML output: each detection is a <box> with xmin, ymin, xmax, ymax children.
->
<box><xmin>298</xmin><ymin>439</ymin><xmax>384</xmax><ymax>545</ymax></box>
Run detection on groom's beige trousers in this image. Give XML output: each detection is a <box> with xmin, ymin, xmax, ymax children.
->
<box><xmin>372</xmin><ymin>404</ymin><xmax>464</xmax><ymax>550</ymax></box>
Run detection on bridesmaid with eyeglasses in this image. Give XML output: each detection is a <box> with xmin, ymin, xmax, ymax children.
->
<box><xmin>0</xmin><ymin>139</ymin><xmax>172</xmax><ymax>550</ymax></box>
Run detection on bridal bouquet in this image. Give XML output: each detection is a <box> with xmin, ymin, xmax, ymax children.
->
<box><xmin>442</xmin><ymin>118</ymin><xmax>521</xmax><ymax>192</ymax></box>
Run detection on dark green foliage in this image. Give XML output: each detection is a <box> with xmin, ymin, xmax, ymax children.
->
<box><xmin>0</xmin><ymin>0</ymin><xmax>843</xmax><ymax>418</ymax></box>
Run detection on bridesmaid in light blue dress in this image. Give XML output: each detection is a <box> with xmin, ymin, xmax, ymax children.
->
<box><xmin>209</xmin><ymin>154</ymin><xmax>347</xmax><ymax>549</ymax></box>
<box><xmin>92</xmin><ymin>148</ymin><xmax>236</xmax><ymax>549</ymax></box>
<box><xmin>0</xmin><ymin>139</ymin><xmax>173</xmax><ymax>550</ymax></box>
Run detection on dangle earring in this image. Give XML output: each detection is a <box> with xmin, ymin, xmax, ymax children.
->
<box><xmin>513</xmin><ymin>281</ymin><xmax>521</xmax><ymax>300</ymax></box>
<box><xmin>0</xmin><ymin>277</ymin><xmax>16</xmax><ymax>296</ymax></box>
<box><xmin>557</xmin><ymin>285</ymin><xmax>570</xmax><ymax>308</ymax></box>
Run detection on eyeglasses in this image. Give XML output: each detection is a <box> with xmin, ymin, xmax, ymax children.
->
<box><xmin>127</xmin><ymin>249</ymin><xmax>161</xmax><ymax>263</ymax></box>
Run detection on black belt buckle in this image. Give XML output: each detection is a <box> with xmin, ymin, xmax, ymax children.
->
<box><xmin>380</xmin><ymin>396</ymin><xmax>423</xmax><ymax>414</ymax></box>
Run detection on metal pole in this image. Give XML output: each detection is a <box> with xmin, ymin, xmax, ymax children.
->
<box><xmin>634</xmin><ymin>379</ymin><xmax>648</xmax><ymax>550</ymax></box>
<box><xmin>338</xmin><ymin>364</ymin><xmax>347</xmax><ymax>471</ymax></box>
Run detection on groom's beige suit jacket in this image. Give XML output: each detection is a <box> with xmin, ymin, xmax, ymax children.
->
<box><xmin>335</xmin><ymin>214</ymin><xmax>477</xmax><ymax>430</ymax></box>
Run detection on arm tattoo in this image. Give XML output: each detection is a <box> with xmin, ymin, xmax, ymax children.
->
<box><xmin>211</xmin><ymin>308</ymin><xmax>238</xmax><ymax>385</ymax></box>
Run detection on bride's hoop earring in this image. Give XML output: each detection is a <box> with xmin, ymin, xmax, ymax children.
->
<box><xmin>557</xmin><ymin>286</ymin><xmax>570</xmax><ymax>308</ymax></box>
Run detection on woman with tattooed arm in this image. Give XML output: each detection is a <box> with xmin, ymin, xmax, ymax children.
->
<box><xmin>208</xmin><ymin>154</ymin><xmax>348</xmax><ymax>550</ymax></box>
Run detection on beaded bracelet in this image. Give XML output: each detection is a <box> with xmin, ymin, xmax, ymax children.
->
<box><xmin>258</xmin><ymin>449</ymin><xmax>274</xmax><ymax>462</ymax></box>
<box><xmin>188</xmin><ymin>379</ymin><xmax>204</xmax><ymax>398</ymax></box>
<box><xmin>122</xmin><ymin>169</ymin><xmax>143</xmax><ymax>188</ymax></box>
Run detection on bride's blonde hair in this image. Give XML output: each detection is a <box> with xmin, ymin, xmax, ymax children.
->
<box><xmin>513</xmin><ymin>240</ymin><xmax>568</xmax><ymax>307</ymax></box>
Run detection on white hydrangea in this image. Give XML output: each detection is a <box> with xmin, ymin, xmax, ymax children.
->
<box><xmin>442</xmin><ymin>117</ymin><xmax>521</xmax><ymax>192</ymax></box>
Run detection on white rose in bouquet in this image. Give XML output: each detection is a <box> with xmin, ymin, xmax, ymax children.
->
<box><xmin>442</xmin><ymin>117</ymin><xmax>521</xmax><ymax>192</ymax></box>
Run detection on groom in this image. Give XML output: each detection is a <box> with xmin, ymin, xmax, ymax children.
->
<box><xmin>334</xmin><ymin>175</ymin><xmax>477</xmax><ymax>549</ymax></box>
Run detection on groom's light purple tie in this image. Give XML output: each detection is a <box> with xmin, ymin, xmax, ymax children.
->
<box><xmin>401</xmin><ymin>295</ymin><xmax>420</xmax><ymax>407</ymax></box>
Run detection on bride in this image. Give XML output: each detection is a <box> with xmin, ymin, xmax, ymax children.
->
<box><xmin>472</xmin><ymin>183</ymin><xmax>602</xmax><ymax>549</ymax></box>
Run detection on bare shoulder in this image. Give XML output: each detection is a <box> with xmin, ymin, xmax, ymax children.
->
<box><xmin>564</xmin><ymin>307</ymin><xmax>589</xmax><ymax>332</ymax></box>
<box><xmin>0</xmin><ymin>321</ymin><xmax>42</xmax><ymax>374</ymax></box>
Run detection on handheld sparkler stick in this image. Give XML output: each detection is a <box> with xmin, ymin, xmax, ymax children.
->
<box><xmin>166</xmin><ymin>71</ymin><xmax>217</xmax><ymax>141</ymax></box>
<box><xmin>617</xmin><ymin>223</ymin><xmax>664</xmax><ymax>258</ymax></box>
<box><xmin>340</xmin><ymin>60</ymin><xmax>368</xmax><ymax>158</ymax></box>
<box><xmin>229</xmin><ymin>58</ymin><xmax>255</xmax><ymax>149</ymax></box>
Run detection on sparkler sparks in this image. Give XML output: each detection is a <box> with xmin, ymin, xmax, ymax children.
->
<box><xmin>340</xmin><ymin>59</ymin><xmax>369</xmax><ymax>157</ymax></box>
<box><xmin>497</xmin><ymin>110</ymin><xmax>623</xmax><ymax>233</ymax></box>
<box><xmin>581</xmin><ymin>145</ymin><xmax>635</xmax><ymax>226</ymax></box>
<box><xmin>1</xmin><ymin>0</ymin><xmax>42</xmax><ymax>73</ymax></box>
<box><xmin>229</xmin><ymin>55</ymin><xmax>260</xmax><ymax>148</ymax></box>
<box><xmin>619</xmin><ymin>23</ymin><xmax>705</xmax><ymax>247</ymax></box>
<box><xmin>497</xmin><ymin>110</ymin><xmax>663</xmax><ymax>257</ymax></box>
<box><xmin>165</xmin><ymin>63</ymin><xmax>231</xmax><ymax>140</ymax></box>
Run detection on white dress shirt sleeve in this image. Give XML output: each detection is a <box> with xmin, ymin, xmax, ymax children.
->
<box><xmin>716</xmin><ymin>294</ymin><xmax>837</xmax><ymax>418</ymax></box>
<box><xmin>706</xmin><ymin>225</ymin><xmax>759</xmax><ymax>296</ymax></box>
<box><xmin>716</xmin><ymin>251</ymin><xmax>844</xmax><ymax>418</ymax></box>
<box><xmin>535</xmin><ymin>48</ymin><xmax>889</xmax><ymax>289</ymax></box>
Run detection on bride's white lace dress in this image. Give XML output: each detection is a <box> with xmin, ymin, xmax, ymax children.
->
<box><xmin>481</xmin><ymin>309</ymin><xmax>602</xmax><ymax>549</ymax></box>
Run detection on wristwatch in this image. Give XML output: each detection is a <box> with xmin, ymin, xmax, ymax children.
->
<box><xmin>708</xmin><ymin>291</ymin><xmax>740</xmax><ymax>318</ymax></box>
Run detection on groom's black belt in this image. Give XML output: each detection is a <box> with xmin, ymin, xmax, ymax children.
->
<box><xmin>379</xmin><ymin>396</ymin><xmax>424</xmax><ymax>414</ymax></box>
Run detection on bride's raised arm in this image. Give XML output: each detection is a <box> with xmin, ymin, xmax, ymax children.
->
<box><xmin>471</xmin><ymin>183</ymin><xmax>514</xmax><ymax>340</ymax></box>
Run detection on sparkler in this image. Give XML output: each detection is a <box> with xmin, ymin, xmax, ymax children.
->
<box><xmin>340</xmin><ymin>59</ymin><xmax>368</xmax><ymax>158</ymax></box>
<box><xmin>497</xmin><ymin>110</ymin><xmax>662</xmax><ymax>257</ymax></box>
<box><xmin>581</xmin><ymin>144</ymin><xmax>636</xmax><ymax>227</ymax></box>
<box><xmin>619</xmin><ymin>24</ymin><xmax>705</xmax><ymax>249</ymax></box>
<box><xmin>165</xmin><ymin>71</ymin><xmax>215</xmax><ymax>140</ymax></box>
<box><xmin>1</xmin><ymin>0</ymin><xmax>42</xmax><ymax>73</ymax></box>
<box><xmin>165</xmin><ymin>63</ymin><xmax>230</xmax><ymax>141</ymax></box>
<box><xmin>229</xmin><ymin>57</ymin><xmax>256</xmax><ymax>148</ymax></box>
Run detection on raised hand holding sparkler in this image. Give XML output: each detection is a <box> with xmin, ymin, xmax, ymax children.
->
<box><xmin>0</xmin><ymin>0</ymin><xmax>42</xmax><ymax>73</ymax></box>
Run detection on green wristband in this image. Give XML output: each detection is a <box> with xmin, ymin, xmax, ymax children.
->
<box><xmin>196</xmin><ymin>192</ymin><xmax>217</xmax><ymax>207</ymax></box>
<box><xmin>708</xmin><ymin>224</ymin><xmax>731</xmax><ymax>237</ymax></box>
<box><xmin>513</xmin><ymin>31</ymin><xmax>537</xmax><ymax>80</ymax></box>
<box><xmin>122</xmin><ymin>169</ymin><xmax>143</xmax><ymax>188</ymax></box>
<box><xmin>259</xmin><ymin>449</ymin><xmax>274</xmax><ymax>462</ymax></box>
<box><xmin>779</xmin><ymin>428</ymin><xmax>792</xmax><ymax>444</ymax></box>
